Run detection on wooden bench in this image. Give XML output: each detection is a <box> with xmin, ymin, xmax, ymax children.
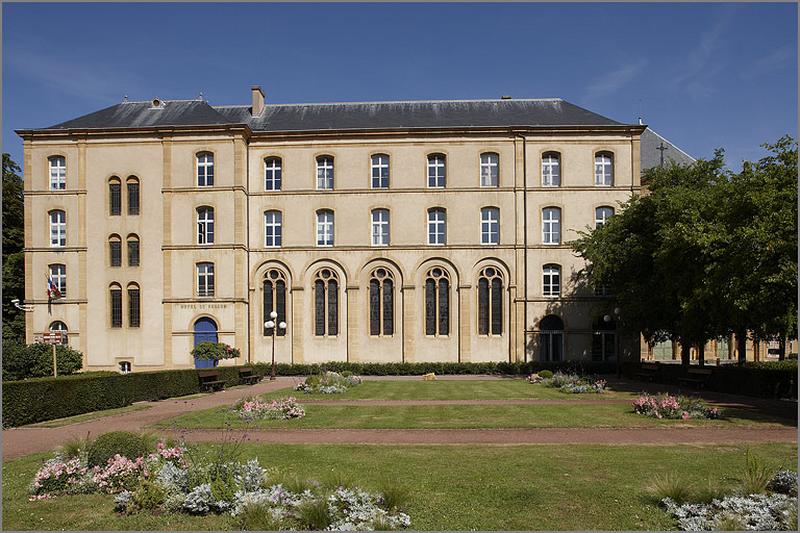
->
<box><xmin>678</xmin><ymin>367</ymin><xmax>713</xmax><ymax>389</ymax></box>
<box><xmin>635</xmin><ymin>362</ymin><xmax>660</xmax><ymax>382</ymax></box>
<box><xmin>239</xmin><ymin>367</ymin><xmax>263</xmax><ymax>386</ymax></box>
<box><xmin>198</xmin><ymin>370</ymin><xmax>226</xmax><ymax>392</ymax></box>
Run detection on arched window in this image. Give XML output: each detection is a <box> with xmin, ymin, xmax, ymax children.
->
<box><xmin>127</xmin><ymin>283</ymin><xmax>141</xmax><ymax>328</ymax></box>
<box><xmin>716</xmin><ymin>336</ymin><xmax>731</xmax><ymax>359</ymax></box>
<box><xmin>49</xmin><ymin>210</ymin><xmax>66</xmax><ymax>247</ymax></box>
<box><xmin>109</xmin><ymin>234</ymin><xmax>122</xmax><ymax>267</ymax></box>
<box><xmin>542</xmin><ymin>207</ymin><xmax>561</xmax><ymax>245</ymax></box>
<box><xmin>651</xmin><ymin>340</ymin><xmax>674</xmax><ymax>361</ymax></box>
<box><xmin>480</xmin><ymin>207</ymin><xmax>500</xmax><ymax>245</ymax></box>
<box><xmin>264</xmin><ymin>157</ymin><xmax>282</xmax><ymax>191</ymax></box>
<box><xmin>316</xmin><ymin>156</ymin><xmax>334</xmax><ymax>190</ymax></box>
<box><xmin>595</xmin><ymin>206</ymin><xmax>614</xmax><ymax>228</ymax></box>
<box><xmin>427</xmin><ymin>154</ymin><xmax>446</xmax><ymax>188</ymax></box>
<box><xmin>480</xmin><ymin>152</ymin><xmax>499</xmax><ymax>187</ymax></box>
<box><xmin>316</xmin><ymin>209</ymin><xmax>334</xmax><ymax>247</ymax></box>
<box><xmin>263</xmin><ymin>269</ymin><xmax>287</xmax><ymax>336</ymax></box>
<box><xmin>197</xmin><ymin>152</ymin><xmax>214</xmax><ymax>187</ymax></box>
<box><xmin>127</xmin><ymin>177</ymin><xmax>140</xmax><ymax>215</ymax></box>
<box><xmin>543</xmin><ymin>264</ymin><xmax>561</xmax><ymax>297</ymax></box>
<box><xmin>594</xmin><ymin>152</ymin><xmax>614</xmax><ymax>186</ymax></box>
<box><xmin>127</xmin><ymin>234</ymin><xmax>140</xmax><ymax>267</ymax></box>
<box><xmin>427</xmin><ymin>208</ymin><xmax>446</xmax><ymax>245</ymax></box>
<box><xmin>109</xmin><ymin>177</ymin><xmax>121</xmax><ymax>216</ymax></box>
<box><xmin>591</xmin><ymin>316</ymin><xmax>616</xmax><ymax>361</ymax></box>
<box><xmin>539</xmin><ymin>315</ymin><xmax>564</xmax><ymax>362</ymax></box>
<box><xmin>314</xmin><ymin>268</ymin><xmax>339</xmax><ymax>336</ymax></box>
<box><xmin>371</xmin><ymin>154</ymin><xmax>390</xmax><ymax>189</ymax></box>
<box><xmin>478</xmin><ymin>267</ymin><xmax>503</xmax><ymax>336</ymax></box>
<box><xmin>109</xmin><ymin>283</ymin><xmax>123</xmax><ymax>327</ymax></box>
<box><xmin>369</xmin><ymin>268</ymin><xmax>394</xmax><ymax>336</ymax></box>
<box><xmin>48</xmin><ymin>264</ymin><xmax>66</xmax><ymax>297</ymax></box>
<box><xmin>49</xmin><ymin>321</ymin><xmax>68</xmax><ymax>333</ymax></box>
<box><xmin>424</xmin><ymin>267</ymin><xmax>450</xmax><ymax>336</ymax></box>
<box><xmin>49</xmin><ymin>156</ymin><xmax>66</xmax><ymax>190</ymax></box>
<box><xmin>197</xmin><ymin>206</ymin><xmax>215</xmax><ymax>245</ymax></box>
<box><xmin>371</xmin><ymin>209</ymin><xmax>390</xmax><ymax>246</ymax></box>
<box><xmin>119</xmin><ymin>361</ymin><xmax>132</xmax><ymax>374</ymax></box>
<box><xmin>196</xmin><ymin>262</ymin><xmax>215</xmax><ymax>297</ymax></box>
<box><xmin>264</xmin><ymin>210</ymin><xmax>282</xmax><ymax>247</ymax></box>
<box><xmin>542</xmin><ymin>152</ymin><xmax>561</xmax><ymax>187</ymax></box>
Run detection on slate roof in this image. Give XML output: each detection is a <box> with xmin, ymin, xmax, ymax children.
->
<box><xmin>27</xmin><ymin>98</ymin><xmax>633</xmax><ymax>133</ymax></box>
<box><xmin>640</xmin><ymin>127</ymin><xmax>696</xmax><ymax>170</ymax></box>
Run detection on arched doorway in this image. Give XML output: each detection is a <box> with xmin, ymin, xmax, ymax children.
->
<box><xmin>539</xmin><ymin>315</ymin><xmax>564</xmax><ymax>362</ymax></box>
<box><xmin>193</xmin><ymin>317</ymin><xmax>218</xmax><ymax>369</ymax></box>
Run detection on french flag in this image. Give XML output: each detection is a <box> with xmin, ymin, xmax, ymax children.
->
<box><xmin>47</xmin><ymin>275</ymin><xmax>62</xmax><ymax>300</ymax></box>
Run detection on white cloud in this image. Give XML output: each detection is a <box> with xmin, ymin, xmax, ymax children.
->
<box><xmin>583</xmin><ymin>58</ymin><xmax>648</xmax><ymax>103</ymax></box>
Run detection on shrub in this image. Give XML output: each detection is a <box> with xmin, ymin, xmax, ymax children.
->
<box><xmin>297</xmin><ymin>497</ymin><xmax>333</xmax><ymax>530</ymax></box>
<box><xmin>191</xmin><ymin>342</ymin><xmax>240</xmax><ymax>361</ymax></box>
<box><xmin>767</xmin><ymin>469</ymin><xmax>798</xmax><ymax>496</ymax></box>
<box><xmin>632</xmin><ymin>393</ymin><xmax>721</xmax><ymax>420</ymax></box>
<box><xmin>236</xmin><ymin>501</ymin><xmax>286</xmax><ymax>530</ymax></box>
<box><xmin>538</xmin><ymin>369</ymin><xmax>553</xmax><ymax>379</ymax></box>
<box><xmin>2</xmin><ymin>340</ymin><xmax>83</xmax><ymax>381</ymax></box>
<box><xmin>295</xmin><ymin>371</ymin><xmax>362</xmax><ymax>394</ymax></box>
<box><xmin>232</xmin><ymin>396</ymin><xmax>305</xmax><ymax>421</ymax></box>
<box><xmin>739</xmin><ymin>450</ymin><xmax>774</xmax><ymax>495</ymax></box>
<box><xmin>661</xmin><ymin>493</ymin><xmax>797</xmax><ymax>531</ymax></box>
<box><xmin>59</xmin><ymin>434</ymin><xmax>93</xmax><ymax>461</ymax></box>
<box><xmin>646</xmin><ymin>473</ymin><xmax>693</xmax><ymax>504</ymax></box>
<box><xmin>87</xmin><ymin>431</ymin><xmax>154</xmax><ymax>468</ymax></box>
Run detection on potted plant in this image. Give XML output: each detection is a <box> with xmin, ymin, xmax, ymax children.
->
<box><xmin>191</xmin><ymin>342</ymin><xmax>240</xmax><ymax>369</ymax></box>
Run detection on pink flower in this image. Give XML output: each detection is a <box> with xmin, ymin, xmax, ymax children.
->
<box><xmin>681</xmin><ymin>411</ymin><xmax>690</xmax><ymax>420</ymax></box>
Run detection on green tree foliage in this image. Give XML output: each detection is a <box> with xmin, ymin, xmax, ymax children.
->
<box><xmin>3</xmin><ymin>153</ymin><xmax>26</xmax><ymax>343</ymax></box>
<box><xmin>2</xmin><ymin>341</ymin><xmax>84</xmax><ymax>381</ymax></box>
<box><xmin>572</xmin><ymin>136</ymin><xmax>797</xmax><ymax>361</ymax></box>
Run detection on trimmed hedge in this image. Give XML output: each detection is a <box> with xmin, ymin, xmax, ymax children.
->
<box><xmin>2</xmin><ymin>361</ymin><xmax>617</xmax><ymax>427</ymax></box>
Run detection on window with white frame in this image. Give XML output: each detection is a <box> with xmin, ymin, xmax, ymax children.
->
<box><xmin>119</xmin><ymin>361</ymin><xmax>132</xmax><ymax>373</ymax></box>
<box><xmin>542</xmin><ymin>207</ymin><xmax>561</xmax><ymax>245</ymax></box>
<box><xmin>542</xmin><ymin>152</ymin><xmax>561</xmax><ymax>187</ymax></box>
<box><xmin>49</xmin><ymin>210</ymin><xmax>66</xmax><ymax>247</ymax></box>
<box><xmin>371</xmin><ymin>154</ymin><xmax>390</xmax><ymax>189</ymax></box>
<box><xmin>594</xmin><ymin>152</ymin><xmax>613</xmax><ymax>186</ymax></box>
<box><xmin>316</xmin><ymin>210</ymin><xmax>334</xmax><ymax>246</ymax></box>
<box><xmin>316</xmin><ymin>156</ymin><xmax>334</xmax><ymax>190</ymax></box>
<box><xmin>480</xmin><ymin>207</ymin><xmax>500</xmax><ymax>245</ymax></box>
<box><xmin>543</xmin><ymin>264</ymin><xmax>561</xmax><ymax>297</ymax></box>
<box><xmin>371</xmin><ymin>209</ymin><xmax>390</xmax><ymax>246</ymax></box>
<box><xmin>264</xmin><ymin>210</ymin><xmax>282</xmax><ymax>247</ymax></box>
<box><xmin>480</xmin><ymin>152</ymin><xmax>499</xmax><ymax>187</ymax></box>
<box><xmin>197</xmin><ymin>206</ymin><xmax>215</xmax><ymax>245</ymax></box>
<box><xmin>264</xmin><ymin>157</ymin><xmax>282</xmax><ymax>191</ymax></box>
<box><xmin>427</xmin><ymin>154</ymin><xmax>446</xmax><ymax>188</ymax></box>
<box><xmin>427</xmin><ymin>208</ymin><xmax>446</xmax><ymax>245</ymax></box>
<box><xmin>595</xmin><ymin>206</ymin><xmax>614</xmax><ymax>228</ymax></box>
<box><xmin>49</xmin><ymin>264</ymin><xmax>66</xmax><ymax>297</ymax></box>
<box><xmin>197</xmin><ymin>152</ymin><xmax>214</xmax><ymax>187</ymax></box>
<box><xmin>197</xmin><ymin>262</ymin><xmax>215</xmax><ymax>297</ymax></box>
<box><xmin>49</xmin><ymin>156</ymin><xmax>66</xmax><ymax>190</ymax></box>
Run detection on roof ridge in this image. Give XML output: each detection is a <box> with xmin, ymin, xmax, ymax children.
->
<box><xmin>122</xmin><ymin>99</ymin><xmax>206</xmax><ymax>104</ymax></box>
<box><xmin>646</xmin><ymin>127</ymin><xmax>696</xmax><ymax>161</ymax></box>
<box><xmin>262</xmin><ymin>98</ymin><xmax>564</xmax><ymax>107</ymax></box>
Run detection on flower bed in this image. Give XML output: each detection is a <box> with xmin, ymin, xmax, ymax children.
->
<box><xmin>29</xmin><ymin>438</ymin><xmax>410</xmax><ymax>531</ymax></box>
<box><xmin>536</xmin><ymin>372</ymin><xmax>607</xmax><ymax>394</ymax></box>
<box><xmin>294</xmin><ymin>371</ymin><xmax>362</xmax><ymax>395</ymax></box>
<box><xmin>632</xmin><ymin>393</ymin><xmax>721</xmax><ymax>420</ymax></box>
<box><xmin>233</xmin><ymin>397</ymin><xmax>305</xmax><ymax>421</ymax></box>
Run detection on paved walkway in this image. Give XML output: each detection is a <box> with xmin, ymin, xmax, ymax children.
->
<box><xmin>3</xmin><ymin>375</ymin><xmax>796</xmax><ymax>460</ymax></box>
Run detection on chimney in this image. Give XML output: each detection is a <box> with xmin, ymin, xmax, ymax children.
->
<box><xmin>251</xmin><ymin>85</ymin><xmax>265</xmax><ymax>117</ymax></box>
<box><xmin>638</xmin><ymin>117</ymin><xmax>643</xmax><ymax>125</ymax></box>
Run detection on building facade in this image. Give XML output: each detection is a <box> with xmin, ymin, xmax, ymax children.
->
<box><xmin>19</xmin><ymin>87</ymin><xmax>649</xmax><ymax>372</ymax></box>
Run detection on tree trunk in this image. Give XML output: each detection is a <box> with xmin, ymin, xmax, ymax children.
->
<box><xmin>779</xmin><ymin>337</ymin><xmax>786</xmax><ymax>361</ymax></box>
<box><xmin>680</xmin><ymin>342</ymin><xmax>690</xmax><ymax>368</ymax></box>
<box><xmin>736</xmin><ymin>330</ymin><xmax>747</xmax><ymax>364</ymax></box>
<box><xmin>698</xmin><ymin>343</ymin><xmax>705</xmax><ymax>367</ymax></box>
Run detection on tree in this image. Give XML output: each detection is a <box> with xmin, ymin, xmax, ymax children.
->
<box><xmin>2</xmin><ymin>153</ymin><xmax>25</xmax><ymax>344</ymax></box>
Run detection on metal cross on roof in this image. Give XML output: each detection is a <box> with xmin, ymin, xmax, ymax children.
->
<box><xmin>657</xmin><ymin>141</ymin><xmax>669</xmax><ymax>167</ymax></box>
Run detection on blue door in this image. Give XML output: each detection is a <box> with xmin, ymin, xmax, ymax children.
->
<box><xmin>193</xmin><ymin>317</ymin><xmax>219</xmax><ymax>369</ymax></box>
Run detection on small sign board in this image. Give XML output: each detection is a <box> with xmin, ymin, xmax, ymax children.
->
<box><xmin>34</xmin><ymin>331</ymin><xmax>68</xmax><ymax>345</ymax></box>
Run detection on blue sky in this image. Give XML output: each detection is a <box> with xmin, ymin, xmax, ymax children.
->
<box><xmin>3</xmin><ymin>2</ymin><xmax>796</xmax><ymax>171</ymax></box>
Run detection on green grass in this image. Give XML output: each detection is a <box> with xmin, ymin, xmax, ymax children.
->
<box><xmin>3</xmin><ymin>443</ymin><xmax>795</xmax><ymax>530</ymax></box>
<box><xmin>156</xmin><ymin>401</ymin><xmax>791</xmax><ymax>430</ymax></box>
<box><xmin>24</xmin><ymin>404</ymin><xmax>152</xmax><ymax>428</ymax></box>
<box><xmin>267</xmin><ymin>379</ymin><xmax>637</xmax><ymax>401</ymax></box>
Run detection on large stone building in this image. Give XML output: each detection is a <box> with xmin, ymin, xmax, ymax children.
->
<box><xmin>20</xmin><ymin>87</ymin><xmax>659</xmax><ymax>372</ymax></box>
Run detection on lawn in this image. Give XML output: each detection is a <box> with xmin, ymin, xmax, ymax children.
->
<box><xmin>3</xmin><ymin>443</ymin><xmax>795</xmax><ymax>530</ymax></box>
<box><xmin>264</xmin><ymin>379</ymin><xmax>637</xmax><ymax>401</ymax></box>
<box><xmin>155</xmin><ymin>400</ymin><xmax>790</xmax><ymax>430</ymax></box>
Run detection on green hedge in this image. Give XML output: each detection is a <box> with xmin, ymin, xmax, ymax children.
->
<box><xmin>2</xmin><ymin>361</ymin><xmax>617</xmax><ymax>428</ymax></box>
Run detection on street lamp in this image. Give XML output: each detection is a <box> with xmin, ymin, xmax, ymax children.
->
<box><xmin>265</xmin><ymin>311</ymin><xmax>287</xmax><ymax>381</ymax></box>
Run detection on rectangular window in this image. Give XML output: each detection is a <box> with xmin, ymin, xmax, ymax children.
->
<box><xmin>197</xmin><ymin>153</ymin><xmax>214</xmax><ymax>187</ymax></box>
<box><xmin>595</xmin><ymin>154</ymin><xmax>613</xmax><ymax>186</ymax></box>
<box><xmin>542</xmin><ymin>153</ymin><xmax>561</xmax><ymax>187</ymax></box>
<box><xmin>264</xmin><ymin>158</ymin><xmax>282</xmax><ymax>191</ymax></box>
<box><xmin>424</xmin><ymin>279</ymin><xmax>436</xmax><ymax>335</ymax></box>
<box><xmin>110</xmin><ymin>288</ymin><xmax>122</xmax><ymax>327</ymax></box>
<box><xmin>127</xmin><ymin>182</ymin><xmax>140</xmax><ymax>215</ymax></box>
<box><xmin>371</xmin><ymin>154</ymin><xmax>389</xmax><ymax>189</ymax></box>
<box><xmin>543</xmin><ymin>266</ymin><xmax>561</xmax><ymax>297</ymax></box>
<box><xmin>197</xmin><ymin>263</ymin><xmax>215</xmax><ymax>297</ymax></box>
<box><xmin>327</xmin><ymin>280</ymin><xmax>338</xmax><ymax>336</ymax></box>
<box><xmin>49</xmin><ymin>264</ymin><xmax>67</xmax><ymax>297</ymax></box>
<box><xmin>428</xmin><ymin>210</ymin><xmax>446</xmax><ymax>245</ymax></box>
<box><xmin>481</xmin><ymin>208</ymin><xmax>500</xmax><ymax>245</ymax></box>
<box><xmin>438</xmin><ymin>279</ymin><xmax>449</xmax><ymax>335</ymax></box>
<box><xmin>127</xmin><ymin>239</ymin><xmax>140</xmax><ymax>267</ymax></box>
<box><xmin>128</xmin><ymin>288</ymin><xmax>140</xmax><ymax>327</ymax></box>
<box><xmin>316</xmin><ymin>157</ymin><xmax>334</xmax><ymax>190</ymax></box>
<box><xmin>49</xmin><ymin>157</ymin><xmax>66</xmax><ymax>190</ymax></box>
<box><xmin>316</xmin><ymin>211</ymin><xmax>334</xmax><ymax>247</ymax></box>
<box><xmin>369</xmin><ymin>280</ymin><xmax>380</xmax><ymax>336</ymax></box>
<box><xmin>50</xmin><ymin>211</ymin><xmax>66</xmax><ymax>247</ymax></box>
<box><xmin>542</xmin><ymin>208</ymin><xmax>561</xmax><ymax>245</ymax></box>
<box><xmin>109</xmin><ymin>183</ymin><xmax>121</xmax><ymax>215</ymax></box>
<box><xmin>427</xmin><ymin>155</ymin><xmax>446</xmax><ymax>188</ymax></box>
<box><xmin>314</xmin><ymin>280</ymin><xmax>326</xmax><ymax>336</ymax></box>
<box><xmin>480</xmin><ymin>153</ymin><xmax>499</xmax><ymax>187</ymax></box>
<box><xmin>371</xmin><ymin>209</ymin><xmax>390</xmax><ymax>246</ymax></box>
<box><xmin>110</xmin><ymin>240</ymin><xmax>122</xmax><ymax>267</ymax></box>
<box><xmin>265</xmin><ymin>211</ymin><xmax>282</xmax><ymax>247</ymax></box>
